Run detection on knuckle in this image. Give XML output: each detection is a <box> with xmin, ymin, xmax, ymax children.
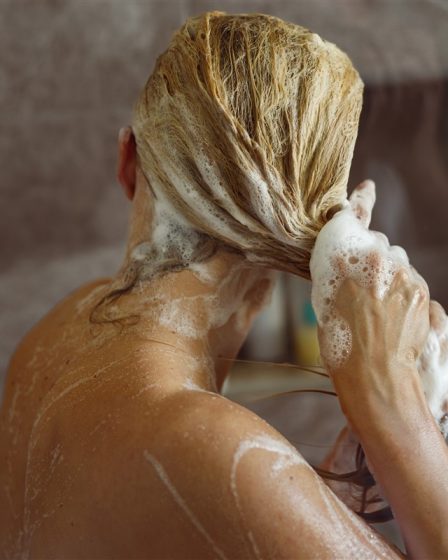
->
<box><xmin>395</xmin><ymin>267</ymin><xmax>410</xmax><ymax>284</ymax></box>
<box><xmin>418</xmin><ymin>285</ymin><xmax>429</xmax><ymax>299</ymax></box>
<box><xmin>346</xmin><ymin>278</ymin><xmax>359</xmax><ymax>294</ymax></box>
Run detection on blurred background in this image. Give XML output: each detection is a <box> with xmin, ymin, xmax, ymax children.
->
<box><xmin>1</xmin><ymin>0</ymin><xmax>448</xmax><ymax>547</ymax></box>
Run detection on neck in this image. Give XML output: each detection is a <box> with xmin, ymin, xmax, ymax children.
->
<box><xmin>107</xmin><ymin>250</ymin><xmax>274</xmax><ymax>393</ymax></box>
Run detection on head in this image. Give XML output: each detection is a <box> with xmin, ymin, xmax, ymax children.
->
<box><xmin>108</xmin><ymin>11</ymin><xmax>363</xmax><ymax>335</ymax></box>
<box><xmin>112</xmin><ymin>15</ymin><xmax>377</xmax><ymax>506</ymax></box>
<box><xmin>120</xmin><ymin>11</ymin><xmax>363</xmax><ymax>281</ymax></box>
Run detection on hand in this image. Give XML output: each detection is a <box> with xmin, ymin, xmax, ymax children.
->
<box><xmin>312</xmin><ymin>179</ymin><xmax>430</xmax><ymax>427</ymax></box>
<box><xmin>348</xmin><ymin>179</ymin><xmax>376</xmax><ymax>228</ymax></box>
<box><xmin>329</xmin><ymin>268</ymin><xmax>429</xmax><ymax>384</ymax></box>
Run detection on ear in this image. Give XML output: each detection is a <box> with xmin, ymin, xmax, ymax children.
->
<box><xmin>117</xmin><ymin>126</ymin><xmax>137</xmax><ymax>201</ymax></box>
<box><xmin>243</xmin><ymin>276</ymin><xmax>274</xmax><ymax>319</ymax></box>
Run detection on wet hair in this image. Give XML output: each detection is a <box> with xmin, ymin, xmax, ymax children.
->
<box><xmin>315</xmin><ymin>441</ymin><xmax>393</xmax><ymax>523</ymax></box>
<box><xmin>91</xmin><ymin>11</ymin><xmax>363</xmax><ymax>322</ymax></box>
<box><xmin>131</xmin><ymin>11</ymin><xmax>363</xmax><ymax>279</ymax></box>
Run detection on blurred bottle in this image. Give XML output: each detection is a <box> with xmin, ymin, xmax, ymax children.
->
<box><xmin>242</xmin><ymin>273</ymin><xmax>288</xmax><ymax>362</ymax></box>
<box><xmin>294</xmin><ymin>299</ymin><xmax>321</xmax><ymax>367</ymax></box>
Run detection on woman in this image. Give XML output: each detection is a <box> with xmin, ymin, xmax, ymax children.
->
<box><xmin>1</xmin><ymin>11</ymin><xmax>447</xmax><ymax>559</ymax></box>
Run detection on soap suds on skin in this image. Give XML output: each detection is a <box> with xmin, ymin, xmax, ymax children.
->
<box><xmin>229</xmin><ymin>433</ymin><xmax>392</xmax><ymax>558</ymax></box>
<box><xmin>126</xmin><ymin>168</ymin><xmax>271</xmax><ymax>346</ymax></box>
<box><xmin>134</xmin><ymin>168</ymin><xmax>448</xmax><ymax>457</ymax></box>
<box><xmin>230</xmin><ymin>435</ymin><xmax>309</xmax><ymax>559</ymax></box>
<box><xmin>231</xmin><ymin>434</ymin><xmax>308</xmax><ymax>486</ymax></box>
<box><xmin>182</xmin><ymin>378</ymin><xmax>206</xmax><ymax>392</ymax></box>
<box><xmin>5</xmin><ymin>160</ymin><xmax>277</xmax><ymax>558</ymax></box>
<box><xmin>144</xmin><ymin>451</ymin><xmax>228</xmax><ymax>560</ymax></box>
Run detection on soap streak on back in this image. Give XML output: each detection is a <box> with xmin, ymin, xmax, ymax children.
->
<box><xmin>144</xmin><ymin>451</ymin><xmax>229</xmax><ymax>560</ymax></box>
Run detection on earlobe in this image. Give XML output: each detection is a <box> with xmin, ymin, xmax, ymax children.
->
<box><xmin>117</xmin><ymin>126</ymin><xmax>137</xmax><ymax>201</ymax></box>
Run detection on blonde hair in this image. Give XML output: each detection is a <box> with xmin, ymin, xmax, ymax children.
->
<box><xmin>131</xmin><ymin>11</ymin><xmax>363</xmax><ymax>279</ymax></box>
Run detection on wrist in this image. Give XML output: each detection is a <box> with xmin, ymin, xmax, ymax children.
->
<box><xmin>332</xmin><ymin>359</ymin><xmax>429</xmax><ymax>435</ymax></box>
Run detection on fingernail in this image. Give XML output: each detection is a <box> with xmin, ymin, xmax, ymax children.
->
<box><xmin>358</xmin><ymin>179</ymin><xmax>373</xmax><ymax>190</ymax></box>
<box><xmin>119</xmin><ymin>127</ymin><xmax>130</xmax><ymax>142</ymax></box>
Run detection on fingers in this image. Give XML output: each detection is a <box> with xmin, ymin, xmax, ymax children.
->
<box><xmin>388</xmin><ymin>267</ymin><xmax>410</xmax><ymax>293</ymax></box>
<box><xmin>409</xmin><ymin>265</ymin><xmax>430</xmax><ymax>296</ymax></box>
<box><xmin>429</xmin><ymin>300</ymin><xmax>448</xmax><ymax>335</ymax></box>
<box><xmin>332</xmin><ymin>251</ymin><xmax>383</xmax><ymax>301</ymax></box>
<box><xmin>118</xmin><ymin>125</ymin><xmax>132</xmax><ymax>143</ymax></box>
<box><xmin>349</xmin><ymin>179</ymin><xmax>376</xmax><ymax>228</ymax></box>
<box><xmin>334</xmin><ymin>276</ymin><xmax>362</xmax><ymax>312</ymax></box>
<box><xmin>388</xmin><ymin>267</ymin><xmax>429</xmax><ymax>312</ymax></box>
<box><xmin>387</xmin><ymin>267</ymin><xmax>412</xmax><ymax>301</ymax></box>
<box><xmin>364</xmin><ymin>250</ymin><xmax>382</xmax><ymax>276</ymax></box>
<box><xmin>373</xmin><ymin>231</ymin><xmax>390</xmax><ymax>248</ymax></box>
<box><xmin>333</xmin><ymin>255</ymin><xmax>348</xmax><ymax>277</ymax></box>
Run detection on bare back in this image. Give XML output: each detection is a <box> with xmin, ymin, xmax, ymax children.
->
<box><xmin>0</xmin><ymin>281</ymin><xmax>403</xmax><ymax>559</ymax></box>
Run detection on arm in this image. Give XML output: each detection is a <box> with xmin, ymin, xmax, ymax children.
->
<box><xmin>314</xmin><ymin>180</ymin><xmax>448</xmax><ymax>558</ymax></box>
<box><xmin>357</xmin><ymin>376</ymin><xmax>448</xmax><ymax>559</ymax></box>
<box><xmin>332</xmin><ymin>275</ymin><xmax>448</xmax><ymax>559</ymax></box>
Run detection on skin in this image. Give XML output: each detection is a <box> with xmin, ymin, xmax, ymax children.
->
<box><xmin>321</xmin><ymin>184</ymin><xmax>448</xmax><ymax>558</ymax></box>
<box><xmin>0</xmin><ymin>124</ymin><xmax>437</xmax><ymax>559</ymax></box>
<box><xmin>332</xmin><ymin>279</ymin><xmax>448</xmax><ymax>559</ymax></box>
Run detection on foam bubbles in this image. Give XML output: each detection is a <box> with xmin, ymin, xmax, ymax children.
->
<box><xmin>310</xmin><ymin>201</ymin><xmax>410</xmax><ymax>368</ymax></box>
<box><xmin>418</xmin><ymin>312</ymin><xmax>448</xmax><ymax>437</ymax></box>
<box><xmin>311</xmin><ymin>191</ymin><xmax>448</xmax><ymax>438</ymax></box>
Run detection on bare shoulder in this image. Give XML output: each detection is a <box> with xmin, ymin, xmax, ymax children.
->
<box><xmin>26</xmin><ymin>387</ymin><xmax>401</xmax><ymax>559</ymax></box>
<box><xmin>132</xmin><ymin>388</ymin><xmax>307</xmax><ymax>481</ymax></box>
<box><xmin>6</xmin><ymin>278</ymin><xmax>111</xmax><ymax>367</ymax></box>
<box><xmin>119</xmin><ymin>390</ymin><xmax>401</xmax><ymax>559</ymax></box>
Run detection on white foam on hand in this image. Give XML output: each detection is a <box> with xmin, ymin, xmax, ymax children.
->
<box><xmin>310</xmin><ymin>180</ymin><xmax>448</xmax><ymax>436</ymax></box>
<box><xmin>310</xmin><ymin>180</ymin><xmax>410</xmax><ymax>369</ymax></box>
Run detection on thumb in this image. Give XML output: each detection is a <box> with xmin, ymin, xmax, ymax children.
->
<box><xmin>349</xmin><ymin>179</ymin><xmax>376</xmax><ymax>228</ymax></box>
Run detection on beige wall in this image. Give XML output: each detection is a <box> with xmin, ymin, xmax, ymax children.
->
<box><xmin>1</xmin><ymin>0</ymin><xmax>447</xmax><ymax>380</ymax></box>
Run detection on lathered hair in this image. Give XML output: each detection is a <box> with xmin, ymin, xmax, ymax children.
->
<box><xmin>132</xmin><ymin>11</ymin><xmax>364</xmax><ymax>278</ymax></box>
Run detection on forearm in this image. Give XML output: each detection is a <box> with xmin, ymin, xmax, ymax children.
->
<box><xmin>353</xmin><ymin>369</ymin><xmax>448</xmax><ymax>559</ymax></box>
